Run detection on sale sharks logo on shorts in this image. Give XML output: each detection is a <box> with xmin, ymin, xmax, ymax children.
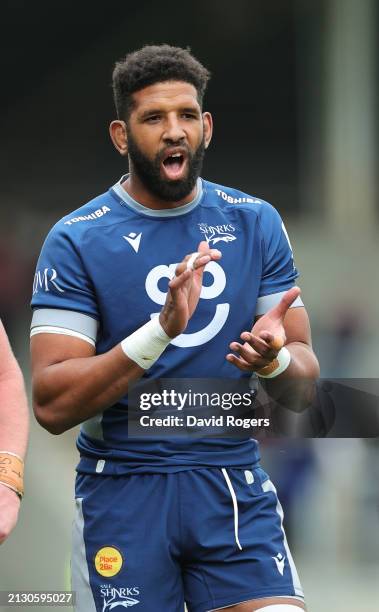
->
<box><xmin>99</xmin><ymin>585</ymin><xmax>140</xmax><ymax>610</ymax></box>
<box><xmin>198</xmin><ymin>222</ymin><xmax>237</xmax><ymax>246</ymax></box>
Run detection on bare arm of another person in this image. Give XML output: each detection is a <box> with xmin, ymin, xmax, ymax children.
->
<box><xmin>0</xmin><ymin>320</ymin><xmax>29</xmax><ymax>544</ymax></box>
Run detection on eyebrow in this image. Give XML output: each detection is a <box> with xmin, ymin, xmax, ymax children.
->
<box><xmin>139</xmin><ymin>106</ymin><xmax>200</xmax><ymax>119</ymax></box>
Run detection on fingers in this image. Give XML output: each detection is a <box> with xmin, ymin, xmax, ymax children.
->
<box><xmin>186</xmin><ymin>252</ymin><xmax>201</xmax><ymax>271</ymax></box>
<box><xmin>168</xmin><ymin>245</ymin><xmax>222</xmax><ymax>295</ymax></box>
<box><xmin>239</xmin><ymin>333</ymin><xmax>279</xmax><ymax>361</ymax></box>
<box><xmin>181</xmin><ymin>253</ymin><xmax>211</xmax><ymax>275</ymax></box>
<box><xmin>227</xmin><ymin>330</ymin><xmax>284</xmax><ymax>372</ymax></box>
<box><xmin>226</xmin><ymin>353</ymin><xmax>255</xmax><ymax>372</ymax></box>
<box><xmin>229</xmin><ymin>340</ymin><xmax>272</xmax><ymax>370</ymax></box>
<box><xmin>270</xmin><ymin>286</ymin><xmax>301</xmax><ymax>320</ymax></box>
<box><xmin>168</xmin><ymin>268</ymin><xmax>192</xmax><ymax>291</ymax></box>
<box><xmin>175</xmin><ymin>247</ymin><xmax>222</xmax><ymax>276</ymax></box>
<box><xmin>193</xmin><ymin>244</ymin><xmax>222</xmax><ymax>267</ymax></box>
<box><xmin>168</xmin><ymin>248</ymin><xmax>220</xmax><ymax>289</ymax></box>
<box><xmin>197</xmin><ymin>240</ymin><xmax>211</xmax><ymax>254</ymax></box>
<box><xmin>269</xmin><ymin>336</ymin><xmax>284</xmax><ymax>351</ymax></box>
<box><xmin>257</xmin><ymin>332</ymin><xmax>284</xmax><ymax>352</ymax></box>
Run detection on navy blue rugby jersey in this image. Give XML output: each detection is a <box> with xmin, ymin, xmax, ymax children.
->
<box><xmin>31</xmin><ymin>176</ymin><xmax>302</xmax><ymax>474</ymax></box>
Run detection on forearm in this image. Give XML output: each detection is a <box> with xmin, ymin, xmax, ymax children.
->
<box><xmin>280</xmin><ymin>341</ymin><xmax>320</xmax><ymax>379</ymax></box>
<box><xmin>0</xmin><ymin>363</ymin><xmax>25</xmax><ymax>542</ymax></box>
<box><xmin>263</xmin><ymin>341</ymin><xmax>319</xmax><ymax>410</ymax></box>
<box><xmin>33</xmin><ymin>344</ymin><xmax>144</xmax><ymax>434</ymax></box>
<box><xmin>0</xmin><ymin>360</ymin><xmax>29</xmax><ymax>458</ymax></box>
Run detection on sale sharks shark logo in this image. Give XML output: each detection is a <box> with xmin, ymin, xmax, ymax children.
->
<box><xmin>198</xmin><ymin>222</ymin><xmax>237</xmax><ymax>245</ymax></box>
<box><xmin>100</xmin><ymin>585</ymin><xmax>140</xmax><ymax>610</ymax></box>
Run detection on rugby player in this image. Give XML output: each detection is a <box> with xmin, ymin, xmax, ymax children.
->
<box><xmin>0</xmin><ymin>320</ymin><xmax>28</xmax><ymax>544</ymax></box>
<box><xmin>31</xmin><ymin>45</ymin><xmax>319</xmax><ymax>611</ymax></box>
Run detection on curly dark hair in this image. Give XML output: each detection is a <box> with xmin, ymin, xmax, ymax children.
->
<box><xmin>112</xmin><ymin>44</ymin><xmax>211</xmax><ymax>120</ymax></box>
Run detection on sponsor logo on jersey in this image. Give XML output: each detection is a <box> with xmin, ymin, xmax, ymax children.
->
<box><xmin>123</xmin><ymin>232</ymin><xmax>142</xmax><ymax>253</ymax></box>
<box><xmin>64</xmin><ymin>205</ymin><xmax>111</xmax><ymax>226</ymax></box>
<box><xmin>100</xmin><ymin>585</ymin><xmax>140</xmax><ymax>610</ymax></box>
<box><xmin>198</xmin><ymin>223</ymin><xmax>236</xmax><ymax>245</ymax></box>
<box><xmin>272</xmin><ymin>552</ymin><xmax>285</xmax><ymax>576</ymax></box>
<box><xmin>145</xmin><ymin>261</ymin><xmax>229</xmax><ymax>347</ymax></box>
<box><xmin>94</xmin><ymin>546</ymin><xmax>123</xmax><ymax>578</ymax></box>
<box><xmin>32</xmin><ymin>268</ymin><xmax>64</xmax><ymax>294</ymax></box>
<box><xmin>215</xmin><ymin>189</ymin><xmax>261</xmax><ymax>205</ymax></box>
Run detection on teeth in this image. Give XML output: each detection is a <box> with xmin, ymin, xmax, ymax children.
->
<box><xmin>171</xmin><ymin>153</ymin><xmax>181</xmax><ymax>158</ymax></box>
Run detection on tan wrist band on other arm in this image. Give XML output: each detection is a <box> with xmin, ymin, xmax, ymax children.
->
<box><xmin>0</xmin><ymin>451</ymin><xmax>24</xmax><ymax>498</ymax></box>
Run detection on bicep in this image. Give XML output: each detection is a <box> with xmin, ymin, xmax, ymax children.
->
<box><xmin>30</xmin><ymin>307</ymin><xmax>99</xmax><ymax>372</ymax></box>
<box><xmin>31</xmin><ymin>333</ymin><xmax>95</xmax><ymax>376</ymax></box>
<box><xmin>282</xmin><ymin>306</ymin><xmax>312</xmax><ymax>346</ymax></box>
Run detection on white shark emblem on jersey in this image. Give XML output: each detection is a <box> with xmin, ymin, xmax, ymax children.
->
<box><xmin>205</xmin><ymin>227</ymin><xmax>236</xmax><ymax>245</ymax></box>
<box><xmin>198</xmin><ymin>223</ymin><xmax>237</xmax><ymax>246</ymax></box>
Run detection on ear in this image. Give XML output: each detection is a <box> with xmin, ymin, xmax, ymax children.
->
<box><xmin>202</xmin><ymin>112</ymin><xmax>213</xmax><ymax>149</ymax></box>
<box><xmin>109</xmin><ymin>120</ymin><xmax>128</xmax><ymax>156</ymax></box>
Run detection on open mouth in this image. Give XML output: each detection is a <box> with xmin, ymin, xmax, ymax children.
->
<box><xmin>161</xmin><ymin>151</ymin><xmax>187</xmax><ymax>180</ymax></box>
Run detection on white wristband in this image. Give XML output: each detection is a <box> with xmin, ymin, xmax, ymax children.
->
<box><xmin>256</xmin><ymin>347</ymin><xmax>291</xmax><ymax>379</ymax></box>
<box><xmin>121</xmin><ymin>317</ymin><xmax>172</xmax><ymax>370</ymax></box>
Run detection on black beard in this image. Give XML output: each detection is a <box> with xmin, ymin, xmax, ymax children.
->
<box><xmin>126</xmin><ymin>131</ymin><xmax>205</xmax><ymax>202</ymax></box>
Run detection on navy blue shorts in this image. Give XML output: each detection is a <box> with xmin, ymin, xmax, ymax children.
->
<box><xmin>72</xmin><ymin>467</ymin><xmax>304</xmax><ymax>611</ymax></box>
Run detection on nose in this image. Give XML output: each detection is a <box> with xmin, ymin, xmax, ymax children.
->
<box><xmin>163</xmin><ymin>114</ymin><xmax>186</xmax><ymax>143</ymax></box>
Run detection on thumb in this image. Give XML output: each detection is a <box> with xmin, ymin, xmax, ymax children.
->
<box><xmin>270</xmin><ymin>286</ymin><xmax>301</xmax><ymax>320</ymax></box>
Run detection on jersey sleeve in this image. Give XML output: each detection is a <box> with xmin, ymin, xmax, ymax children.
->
<box><xmin>256</xmin><ymin>203</ymin><xmax>302</xmax><ymax>315</ymax></box>
<box><xmin>31</xmin><ymin>223</ymin><xmax>99</xmax><ymax>320</ymax></box>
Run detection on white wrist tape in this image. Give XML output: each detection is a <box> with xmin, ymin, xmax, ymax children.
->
<box><xmin>186</xmin><ymin>252</ymin><xmax>199</xmax><ymax>271</ymax></box>
<box><xmin>256</xmin><ymin>346</ymin><xmax>291</xmax><ymax>379</ymax></box>
<box><xmin>120</xmin><ymin>317</ymin><xmax>172</xmax><ymax>370</ymax></box>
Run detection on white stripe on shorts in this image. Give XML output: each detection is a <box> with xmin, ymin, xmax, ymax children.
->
<box><xmin>262</xmin><ymin>479</ymin><xmax>304</xmax><ymax>598</ymax></box>
<box><xmin>221</xmin><ymin>468</ymin><xmax>243</xmax><ymax>551</ymax></box>
<box><xmin>71</xmin><ymin>498</ymin><xmax>97</xmax><ymax>611</ymax></box>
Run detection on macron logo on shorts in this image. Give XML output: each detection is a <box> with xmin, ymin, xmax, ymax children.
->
<box><xmin>272</xmin><ymin>552</ymin><xmax>285</xmax><ymax>576</ymax></box>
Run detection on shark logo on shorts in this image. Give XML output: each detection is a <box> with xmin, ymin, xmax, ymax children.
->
<box><xmin>100</xmin><ymin>585</ymin><xmax>140</xmax><ymax>610</ymax></box>
<box><xmin>272</xmin><ymin>552</ymin><xmax>285</xmax><ymax>576</ymax></box>
<box><xmin>102</xmin><ymin>597</ymin><xmax>139</xmax><ymax>610</ymax></box>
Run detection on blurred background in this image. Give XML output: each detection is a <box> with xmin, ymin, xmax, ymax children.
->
<box><xmin>1</xmin><ymin>0</ymin><xmax>378</xmax><ymax>610</ymax></box>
